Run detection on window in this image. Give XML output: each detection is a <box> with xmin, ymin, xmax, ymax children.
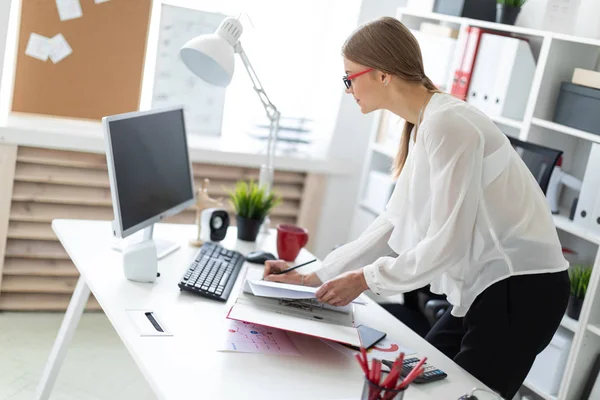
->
<box><xmin>156</xmin><ymin>0</ymin><xmax>362</xmax><ymax>155</ymax></box>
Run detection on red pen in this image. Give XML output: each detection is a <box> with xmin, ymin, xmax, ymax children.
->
<box><xmin>368</xmin><ymin>360</ymin><xmax>383</xmax><ymax>400</ymax></box>
<box><xmin>355</xmin><ymin>354</ymin><xmax>369</xmax><ymax>376</ymax></box>
<box><xmin>381</xmin><ymin>353</ymin><xmax>404</xmax><ymax>389</ymax></box>
<box><xmin>397</xmin><ymin>367</ymin><xmax>424</xmax><ymax>390</ymax></box>
<box><xmin>391</xmin><ymin>353</ymin><xmax>404</xmax><ymax>389</ymax></box>
<box><xmin>370</xmin><ymin>359</ymin><xmax>377</xmax><ymax>382</ymax></box>
<box><xmin>398</xmin><ymin>357</ymin><xmax>427</xmax><ymax>390</ymax></box>
<box><xmin>361</xmin><ymin>347</ymin><xmax>369</xmax><ymax>366</ymax></box>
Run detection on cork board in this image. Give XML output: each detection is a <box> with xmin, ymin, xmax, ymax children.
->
<box><xmin>11</xmin><ymin>0</ymin><xmax>152</xmax><ymax>120</ymax></box>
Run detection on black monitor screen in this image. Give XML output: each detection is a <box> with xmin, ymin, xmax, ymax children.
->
<box><xmin>108</xmin><ymin>108</ymin><xmax>193</xmax><ymax>232</ymax></box>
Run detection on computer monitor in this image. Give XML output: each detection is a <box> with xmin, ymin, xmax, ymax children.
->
<box><xmin>103</xmin><ymin>106</ymin><xmax>195</xmax><ymax>258</ymax></box>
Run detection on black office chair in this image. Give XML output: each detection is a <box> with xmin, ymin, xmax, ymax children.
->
<box><xmin>382</xmin><ymin>135</ymin><xmax>564</xmax><ymax>335</ymax></box>
<box><xmin>506</xmin><ymin>135</ymin><xmax>563</xmax><ymax>194</ymax></box>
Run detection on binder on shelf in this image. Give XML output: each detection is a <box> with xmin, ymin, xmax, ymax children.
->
<box><xmin>574</xmin><ymin>143</ymin><xmax>600</xmax><ymax>235</ymax></box>
<box><xmin>572</xmin><ymin>68</ymin><xmax>600</xmax><ymax>90</ymax></box>
<box><xmin>412</xmin><ymin>28</ymin><xmax>458</xmax><ymax>90</ymax></box>
<box><xmin>451</xmin><ymin>26</ymin><xmax>485</xmax><ymax>101</ymax></box>
<box><xmin>419</xmin><ymin>22</ymin><xmax>459</xmax><ymax>39</ymax></box>
<box><xmin>467</xmin><ymin>33</ymin><xmax>535</xmax><ymax>121</ymax></box>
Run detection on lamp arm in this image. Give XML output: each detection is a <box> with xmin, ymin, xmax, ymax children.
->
<box><xmin>234</xmin><ymin>42</ymin><xmax>280</xmax><ymax>193</ymax></box>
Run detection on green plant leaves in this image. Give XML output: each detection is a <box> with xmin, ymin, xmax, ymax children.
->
<box><xmin>497</xmin><ymin>0</ymin><xmax>527</xmax><ymax>6</ymax></box>
<box><xmin>227</xmin><ymin>180</ymin><xmax>282</xmax><ymax>220</ymax></box>
<box><xmin>569</xmin><ymin>265</ymin><xmax>592</xmax><ymax>300</ymax></box>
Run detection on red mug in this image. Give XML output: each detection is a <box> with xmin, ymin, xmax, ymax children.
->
<box><xmin>276</xmin><ymin>224</ymin><xmax>309</xmax><ymax>261</ymax></box>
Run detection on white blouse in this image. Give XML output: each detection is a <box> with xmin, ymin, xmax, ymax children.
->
<box><xmin>316</xmin><ymin>93</ymin><xmax>568</xmax><ymax>317</ymax></box>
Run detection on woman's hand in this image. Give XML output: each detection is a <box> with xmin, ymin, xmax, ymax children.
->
<box><xmin>315</xmin><ymin>269</ymin><xmax>369</xmax><ymax>307</ymax></box>
<box><xmin>263</xmin><ymin>260</ymin><xmax>322</xmax><ymax>287</ymax></box>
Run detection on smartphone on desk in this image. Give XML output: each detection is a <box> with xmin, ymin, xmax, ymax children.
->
<box><xmin>342</xmin><ymin>324</ymin><xmax>386</xmax><ymax>351</ymax></box>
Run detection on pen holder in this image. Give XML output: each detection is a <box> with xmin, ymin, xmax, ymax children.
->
<box><xmin>361</xmin><ymin>377</ymin><xmax>406</xmax><ymax>400</ymax></box>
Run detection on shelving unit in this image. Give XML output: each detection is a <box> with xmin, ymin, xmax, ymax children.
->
<box><xmin>490</xmin><ymin>115</ymin><xmax>523</xmax><ymax>129</ymax></box>
<box><xmin>524</xmin><ymin>379</ymin><xmax>559</xmax><ymax>400</ymax></box>
<box><xmin>349</xmin><ymin>7</ymin><xmax>600</xmax><ymax>400</ymax></box>
<box><xmin>370</xmin><ymin>142</ymin><xmax>396</xmax><ymax>159</ymax></box>
<box><xmin>359</xmin><ymin>202</ymin><xmax>381</xmax><ymax>217</ymax></box>
<box><xmin>587</xmin><ymin>324</ymin><xmax>600</xmax><ymax>337</ymax></box>
<box><xmin>531</xmin><ymin>118</ymin><xmax>600</xmax><ymax>145</ymax></box>
<box><xmin>561</xmin><ymin>315</ymin><xmax>579</xmax><ymax>333</ymax></box>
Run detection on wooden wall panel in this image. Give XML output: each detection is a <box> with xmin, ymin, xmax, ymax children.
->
<box><xmin>0</xmin><ymin>146</ymin><xmax>313</xmax><ymax>311</ymax></box>
<box><xmin>0</xmin><ymin>293</ymin><xmax>100</xmax><ymax>311</ymax></box>
<box><xmin>0</xmin><ymin>144</ymin><xmax>18</xmax><ymax>296</ymax></box>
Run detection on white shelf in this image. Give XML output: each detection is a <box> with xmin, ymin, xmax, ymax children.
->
<box><xmin>359</xmin><ymin>202</ymin><xmax>381</xmax><ymax>217</ymax></box>
<box><xmin>532</xmin><ymin>118</ymin><xmax>600</xmax><ymax>144</ymax></box>
<box><xmin>399</xmin><ymin>7</ymin><xmax>600</xmax><ymax>47</ymax></box>
<box><xmin>560</xmin><ymin>315</ymin><xmax>579</xmax><ymax>333</ymax></box>
<box><xmin>398</xmin><ymin>8</ymin><xmax>547</xmax><ymax>38</ymax></box>
<box><xmin>523</xmin><ymin>379</ymin><xmax>558</xmax><ymax>400</ymax></box>
<box><xmin>370</xmin><ymin>142</ymin><xmax>396</xmax><ymax>159</ymax></box>
<box><xmin>553</xmin><ymin>213</ymin><xmax>600</xmax><ymax>246</ymax></box>
<box><xmin>552</xmin><ymin>32</ymin><xmax>600</xmax><ymax>47</ymax></box>
<box><xmin>490</xmin><ymin>115</ymin><xmax>523</xmax><ymax>129</ymax></box>
<box><xmin>588</xmin><ymin>323</ymin><xmax>600</xmax><ymax>337</ymax></box>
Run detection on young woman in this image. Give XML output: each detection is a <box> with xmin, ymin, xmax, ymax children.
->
<box><xmin>263</xmin><ymin>17</ymin><xmax>569</xmax><ymax>399</ymax></box>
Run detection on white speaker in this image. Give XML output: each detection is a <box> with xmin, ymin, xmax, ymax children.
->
<box><xmin>122</xmin><ymin>239</ymin><xmax>159</xmax><ymax>283</ymax></box>
<box><xmin>200</xmin><ymin>208</ymin><xmax>230</xmax><ymax>242</ymax></box>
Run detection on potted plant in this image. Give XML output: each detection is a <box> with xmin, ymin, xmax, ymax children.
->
<box><xmin>496</xmin><ymin>0</ymin><xmax>527</xmax><ymax>25</ymax></box>
<box><xmin>229</xmin><ymin>180</ymin><xmax>281</xmax><ymax>242</ymax></box>
<box><xmin>567</xmin><ymin>265</ymin><xmax>592</xmax><ymax>320</ymax></box>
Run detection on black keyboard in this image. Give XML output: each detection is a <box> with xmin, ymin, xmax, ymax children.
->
<box><xmin>178</xmin><ymin>242</ymin><xmax>244</xmax><ymax>301</ymax></box>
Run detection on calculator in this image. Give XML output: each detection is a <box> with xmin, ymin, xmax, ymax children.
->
<box><xmin>382</xmin><ymin>357</ymin><xmax>448</xmax><ymax>384</ymax></box>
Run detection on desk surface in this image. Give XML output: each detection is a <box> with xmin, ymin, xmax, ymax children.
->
<box><xmin>52</xmin><ymin>219</ymin><xmax>489</xmax><ymax>400</ymax></box>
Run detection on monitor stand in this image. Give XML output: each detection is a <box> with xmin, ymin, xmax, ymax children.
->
<box><xmin>111</xmin><ymin>225</ymin><xmax>180</xmax><ymax>260</ymax></box>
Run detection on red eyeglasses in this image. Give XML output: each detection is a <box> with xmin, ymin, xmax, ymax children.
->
<box><xmin>343</xmin><ymin>68</ymin><xmax>374</xmax><ymax>89</ymax></box>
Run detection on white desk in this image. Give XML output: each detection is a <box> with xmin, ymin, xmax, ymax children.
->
<box><xmin>36</xmin><ymin>219</ymin><xmax>490</xmax><ymax>400</ymax></box>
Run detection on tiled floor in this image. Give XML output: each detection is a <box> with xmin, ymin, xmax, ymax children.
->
<box><xmin>0</xmin><ymin>312</ymin><xmax>156</xmax><ymax>400</ymax></box>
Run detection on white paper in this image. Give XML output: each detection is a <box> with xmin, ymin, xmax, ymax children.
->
<box><xmin>55</xmin><ymin>0</ymin><xmax>83</xmax><ymax>21</ymax></box>
<box><xmin>94</xmin><ymin>0</ymin><xmax>110</xmax><ymax>3</ymax></box>
<box><xmin>247</xmin><ymin>279</ymin><xmax>368</xmax><ymax>305</ymax></box>
<box><xmin>218</xmin><ymin>320</ymin><xmax>300</xmax><ymax>356</ymax></box>
<box><xmin>249</xmin><ymin>280</ymin><xmax>319</xmax><ymax>299</ymax></box>
<box><xmin>366</xmin><ymin>337</ymin><xmax>416</xmax><ymax>360</ymax></box>
<box><xmin>320</xmin><ymin>336</ymin><xmax>415</xmax><ymax>361</ymax></box>
<box><xmin>49</xmin><ymin>34</ymin><xmax>72</xmax><ymax>64</ymax></box>
<box><xmin>25</xmin><ymin>33</ymin><xmax>51</xmax><ymax>61</ymax></box>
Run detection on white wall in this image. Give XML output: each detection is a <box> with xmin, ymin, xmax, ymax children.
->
<box><xmin>312</xmin><ymin>0</ymin><xmax>407</xmax><ymax>258</ymax></box>
<box><xmin>518</xmin><ymin>0</ymin><xmax>600</xmax><ymax>39</ymax></box>
<box><xmin>0</xmin><ymin>0</ymin><xmax>13</xmax><ymax>102</ymax></box>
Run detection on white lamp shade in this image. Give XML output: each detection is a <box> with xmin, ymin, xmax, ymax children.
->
<box><xmin>179</xmin><ymin>33</ymin><xmax>235</xmax><ymax>87</ymax></box>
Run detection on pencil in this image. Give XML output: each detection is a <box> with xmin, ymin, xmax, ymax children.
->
<box><xmin>274</xmin><ymin>258</ymin><xmax>317</xmax><ymax>274</ymax></box>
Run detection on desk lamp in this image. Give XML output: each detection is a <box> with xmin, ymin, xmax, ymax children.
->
<box><xmin>179</xmin><ymin>17</ymin><xmax>280</xmax><ymax>230</ymax></box>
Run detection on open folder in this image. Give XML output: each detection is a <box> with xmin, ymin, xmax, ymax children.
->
<box><xmin>226</xmin><ymin>269</ymin><xmax>362</xmax><ymax>348</ymax></box>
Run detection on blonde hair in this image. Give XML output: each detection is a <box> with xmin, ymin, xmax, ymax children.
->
<box><xmin>342</xmin><ymin>16</ymin><xmax>440</xmax><ymax>179</ymax></box>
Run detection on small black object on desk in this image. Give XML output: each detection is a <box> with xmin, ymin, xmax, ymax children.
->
<box><xmin>246</xmin><ymin>251</ymin><xmax>277</xmax><ymax>264</ymax></box>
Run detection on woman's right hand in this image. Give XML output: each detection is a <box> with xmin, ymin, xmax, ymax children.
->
<box><xmin>263</xmin><ymin>260</ymin><xmax>321</xmax><ymax>287</ymax></box>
